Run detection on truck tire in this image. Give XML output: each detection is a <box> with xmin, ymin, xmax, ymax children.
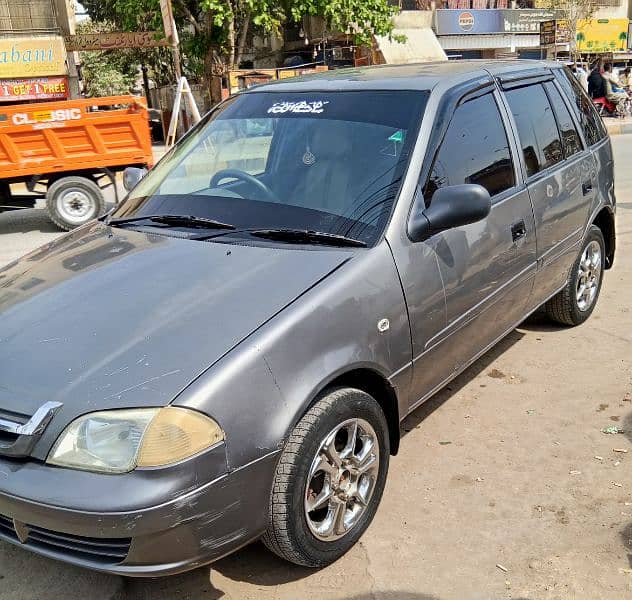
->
<box><xmin>46</xmin><ymin>176</ymin><xmax>105</xmax><ymax>231</ymax></box>
<box><xmin>262</xmin><ymin>387</ymin><xmax>389</xmax><ymax>567</ymax></box>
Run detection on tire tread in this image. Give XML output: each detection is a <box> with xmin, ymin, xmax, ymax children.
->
<box><xmin>262</xmin><ymin>388</ymin><xmax>386</xmax><ymax>566</ymax></box>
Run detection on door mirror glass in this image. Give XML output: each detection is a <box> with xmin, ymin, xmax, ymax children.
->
<box><xmin>409</xmin><ymin>184</ymin><xmax>491</xmax><ymax>242</ymax></box>
<box><xmin>123</xmin><ymin>167</ymin><xmax>147</xmax><ymax>192</ymax></box>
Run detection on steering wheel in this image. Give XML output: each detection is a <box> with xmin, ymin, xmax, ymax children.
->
<box><xmin>209</xmin><ymin>169</ymin><xmax>279</xmax><ymax>203</ymax></box>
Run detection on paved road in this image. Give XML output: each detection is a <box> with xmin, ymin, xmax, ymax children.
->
<box><xmin>0</xmin><ymin>137</ymin><xmax>631</xmax><ymax>599</ymax></box>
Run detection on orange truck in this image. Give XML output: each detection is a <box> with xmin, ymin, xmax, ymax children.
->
<box><xmin>0</xmin><ymin>95</ymin><xmax>154</xmax><ymax>230</ymax></box>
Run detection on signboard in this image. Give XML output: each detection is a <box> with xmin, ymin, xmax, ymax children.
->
<box><xmin>503</xmin><ymin>10</ymin><xmax>564</xmax><ymax>33</ymax></box>
<box><xmin>576</xmin><ymin>18</ymin><xmax>630</xmax><ymax>53</ymax></box>
<box><xmin>0</xmin><ymin>77</ymin><xmax>69</xmax><ymax>102</ymax></box>
<box><xmin>435</xmin><ymin>9</ymin><xmax>563</xmax><ymax>35</ymax></box>
<box><xmin>64</xmin><ymin>32</ymin><xmax>168</xmax><ymax>52</ymax></box>
<box><xmin>0</xmin><ymin>36</ymin><xmax>67</xmax><ymax>78</ymax></box>
<box><xmin>540</xmin><ymin>19</ymin><xmax>570</xmax><ymax>46</ymax></box>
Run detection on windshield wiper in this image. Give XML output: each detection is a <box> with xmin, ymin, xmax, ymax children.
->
<box><xmin>108</xmin><ymin>214</ymin><xmax>236</xmax><ymax>230</ymax></box>
<box><xmin>248</xmin><ymin>228</ymin><xmax>367</xmax><ymax>248</ymax></box>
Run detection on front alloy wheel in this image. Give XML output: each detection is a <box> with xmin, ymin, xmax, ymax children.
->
<box><xmin>304</xmin><ymin>418</ymin><xmax>380</xmax><ymax>541</ymax></box>
<box><xmin>263</xmin><ymin>387</ymin><xmax>389</xmax><ymax>567</ymax></box>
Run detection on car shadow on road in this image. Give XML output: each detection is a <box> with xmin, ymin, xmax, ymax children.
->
<box><xmin>621</xmin><ymin>521</ymin><xmax>632</xmax><ymax>570</ymax></box>
<box><xmin>0</xmin><ymin>207</ymin><xmax>60</xmax><ymax>234</ymax></box>
<box><xmin>516</xmin><ymin>310</ymin><xmax>567</xmax><ymax>333</ymax></box>
<box><xmin>399</xmin><ymin>327</ymin><xmax>526</xmax><ymax>435</ymax></box>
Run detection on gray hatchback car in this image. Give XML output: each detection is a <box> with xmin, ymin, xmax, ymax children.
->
<box><xmin>0</xmin><ymin>61</ymin><xmax>615</xmax><ymax>575</ymax></box>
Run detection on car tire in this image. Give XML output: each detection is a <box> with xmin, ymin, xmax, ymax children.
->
<box><xmin>545</xmin><ymin>225</ymin><xmax>605</xmax><ymax>326</ymax></box>
<box><xmin>262</xmin><ymin>387</ymin><xmax>390</xmax><ymax>567</ymax></box>
<box><xmin>46</xmin><ymin>176</ymin><xmax>105</xmax><ymax>231</ymax></box>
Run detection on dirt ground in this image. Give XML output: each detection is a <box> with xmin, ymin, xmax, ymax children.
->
<box><xmin>0</xmin><ymin>137</ymin><xmax>631</xmax><ymax>600</ymax></box>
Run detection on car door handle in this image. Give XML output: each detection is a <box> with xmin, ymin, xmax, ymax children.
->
<box><xmin>582</xmin><ymin>180</ymin><xmax>593</xmax><ymax>195</ymax></box>
<box><xmin>511</xmin><ymin>220</ymin><xmax>527</xmax><ymax>242</ymax></box>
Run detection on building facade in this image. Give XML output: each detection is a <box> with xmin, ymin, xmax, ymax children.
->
<box><xmin>0</xmin><ymin>0</ymin><xmax>76</xmax><ymax>104</ymax></box>
<box><xmin>430</xmin><ymin>0</ymin><xmax>631</xmax><ymax>59</ymax></box>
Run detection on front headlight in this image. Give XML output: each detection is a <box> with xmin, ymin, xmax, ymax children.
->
<box><xmin>47</xmin><ymin>407</ymin><xmax>224</xmax><ymax>474</ymax></box>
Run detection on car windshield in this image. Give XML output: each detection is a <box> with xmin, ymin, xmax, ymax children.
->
<box><xmin>112</xmin><ymin>89</ymin><xmax>429</xmax><ymax>246</ymax></box>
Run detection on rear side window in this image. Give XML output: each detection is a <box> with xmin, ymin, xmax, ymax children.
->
<box><xmin>505</xmin><ymin>84</ymin><xmax>563</xmax><ymax>177</ymax></box>
<box><xmin>424</xmin><ymin>93</ymin><xmax>515</xmax><ymax>200</ymax></box>
<box><xmin>544</xmin><ymin>81</ymin><xmax>583</xmax><ymax>158</ymax></box>
<box><xmin>554</xmin><ymin>68</ymin><xmax>607</xmax><ymax>146</ymax></box>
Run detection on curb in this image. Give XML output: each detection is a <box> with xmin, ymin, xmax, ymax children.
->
<box><xmin>605</xmin><ymin>120</ymin><xmax>632</xmax><ymax>136</ymax></box>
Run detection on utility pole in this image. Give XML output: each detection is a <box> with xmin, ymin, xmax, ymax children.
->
<box><xmin>53</xmin><ymin>0</ymin><xmax>80</xmax><ymax>98</ymax></box>
<box><xmin>160</xmin><ymin>0</ymin><xmax>182</xmax><ymax>80</ymax></box>
<box><xmin>159</xmin><ymin>0</ymin><xmax>201</xmax><ymax>147</ymax></box>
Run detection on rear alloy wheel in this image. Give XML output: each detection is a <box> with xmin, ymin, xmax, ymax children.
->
<box><xmin>263</xmin><ymin>387</ymin><xmax>389</xmax><ymax>567</ymax></box>
<box><xmin>46</xmin><ymin>176</ymin><xmax>105</xmax><ymax>231</ymax></box>
<box><xmin>545</xmin><ymin>225</ymin><xmax>605</xmax><ymax>326</ymax></box>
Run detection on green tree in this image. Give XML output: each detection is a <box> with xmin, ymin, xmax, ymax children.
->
<box><xmin>81</xmin><ymin>0</ymin><xmax>400</xmax><ymax>100</ymax></box>
<box><xmin>619</xmin><ymin>30</ymin><xmax>628</xmax><ymax>50</ymax></box>
<box><xmin>76</xmin><ymin>20</ymin><xmax>138</xmax><ymax>97</ymax></box>
<box><xmin>537</xmin><ymin>0</ymin><xmax>595</xmax><ymax>59</ymax></box>
<box><xmin>576</xmin><ymin>30</ymin><xmax>585</xmax><ymax>50</ymax></box>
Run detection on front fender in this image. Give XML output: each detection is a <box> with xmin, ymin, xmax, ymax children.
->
<box><xmin>174</xmin><ymin>243</ymin><xmax>412</xmax><ymax>470</ymax></box>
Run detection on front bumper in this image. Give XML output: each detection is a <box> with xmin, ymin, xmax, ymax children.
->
<box><xmin>0</xmin><ymin>449</ymin><xmax>279</xmax><ymax>576</ymax></box>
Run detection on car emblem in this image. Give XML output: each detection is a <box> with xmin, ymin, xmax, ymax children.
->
<box><xmin>377</xmin><ymin>318</ymin><xmax>390</xmax><ymax>333</ymax></box>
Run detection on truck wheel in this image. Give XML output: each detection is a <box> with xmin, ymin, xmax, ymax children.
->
<box><xmin>545</xmin><ymin>225</ymin><xmax>605</xmax><ymax>326</ymax></box>
<box><xmin>262</xmin><ymin>387</ymin><xmax>389</xmax><ymax>567</ymax></box>
<box><xmin>46</xmin><ymin>176</ymin><xmax>105</xmax><ymax>231</ymax></box>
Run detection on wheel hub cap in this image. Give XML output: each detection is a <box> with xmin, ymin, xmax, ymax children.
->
<box><xmin>58</xmin><ymin>188</ymin><xmax>95</xmax><ymax>224</ymax></box>
<box><xmin>304</xmin><ymin>418</ymin><xmax>379</xmax><ymax>542</ymax></box>
<box><xmin>576</xmin><ymin>240</ymin><xmax>602</xmax><ymax>312</ymax></box>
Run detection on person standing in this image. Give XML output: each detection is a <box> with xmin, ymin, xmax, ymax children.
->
<box><xmin>602</xmin><ymin>63</ymin><xmax>628</xmax><ymax>115</ymax></box>
<box><xmin>572</xmin><ymin>63</ymin><xmax>589</xmax><ymax>92</ymax></box>
<box><xmin>588</xmin><ymin>59</ymin><xmax>606</xmax><ymax>98</ymax></box>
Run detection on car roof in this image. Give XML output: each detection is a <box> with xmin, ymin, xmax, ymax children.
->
<box><xmin>246</xmin><ymin>60</ymin><xmax>563</xmax><ymax>93</ymax></box>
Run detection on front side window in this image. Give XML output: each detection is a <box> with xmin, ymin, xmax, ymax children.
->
<box><xmin>424</xmin><ymin>93</ymin><xmax>515</xmax><ymax>200</ymax></box>
<box><xmin>114</xmin><ymin>90</ymin><xmax>429</xmax><ymax>247</ymax></box>
<box><xmin>554</xmin><ymin>68</ymin><xmax>607</xmax><ymax>146</ymax></box>
<box><xmin>506</xmin><ymin>84</ymin><xmax>563</xmax><ymax>178</ymax></box>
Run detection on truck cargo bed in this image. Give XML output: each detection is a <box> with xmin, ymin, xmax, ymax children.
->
<box><xmin>0</xmin><ymin>95</ymin><xmax>153</xmax><ymax>181</ymax></box>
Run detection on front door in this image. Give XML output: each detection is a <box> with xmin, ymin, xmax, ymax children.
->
<box><xmin>404</xmin><ymin>90</ymin><xmax>538</xmax><ymax>407</ymax></box>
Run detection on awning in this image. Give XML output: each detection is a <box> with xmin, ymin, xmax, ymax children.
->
<box><xmin>375</xmin><ymin>28</ymin><xmax>447</xmax><ymax>64</ymax></box>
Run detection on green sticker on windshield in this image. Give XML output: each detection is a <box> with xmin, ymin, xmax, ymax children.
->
<box><xmin>388</xmin><ymin>130</ymin><xmax>404</xmax><ymax>143</ymax></box>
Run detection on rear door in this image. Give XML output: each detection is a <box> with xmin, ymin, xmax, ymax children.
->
<box><xmin>500</xmin><ymin>77</ymin><xmax>595</xmax><ymax>302</ymax></box>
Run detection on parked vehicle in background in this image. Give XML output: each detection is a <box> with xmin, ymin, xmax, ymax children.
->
<box><xmin>0</xmin><ymin>96</ymin><xmax>153</xmax><ymax>230</ymax></box>
<box><xmin>0</xmin><ymin>61</ymin><xmax>615</xmax><ymax>576</ymax></box>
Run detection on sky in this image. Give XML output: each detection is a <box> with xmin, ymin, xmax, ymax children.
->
<box><xmin>75</xmin><ymin>2</ymin><xmax>88</xmax><ymax>22</ymax></box>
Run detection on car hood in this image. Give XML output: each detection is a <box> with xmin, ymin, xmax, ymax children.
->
<box><xmin>0</xmin><ymin>223</ymin><xmax>350</xmax><ymax>427</ymax></box>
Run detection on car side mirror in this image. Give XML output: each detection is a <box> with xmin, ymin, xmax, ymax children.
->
<box><xmin>408</xmin><ymin>184</ymin><xmax>491</xmax><ymax>242</ymax></box>
<box><xmin>123</xmin><ymin>167</ymin><xmax>147</xmax><ymax>192</ymax></box>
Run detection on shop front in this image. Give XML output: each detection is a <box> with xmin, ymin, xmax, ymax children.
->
<box><xmin>0</xmin><ymin>35</ymin><xmax>68</xmax><ymax>104</ymax></box>
<box><xmin>434</xmin><ymin>8</ymin><xmax>564</xmax><ymax>58</ymax></box>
